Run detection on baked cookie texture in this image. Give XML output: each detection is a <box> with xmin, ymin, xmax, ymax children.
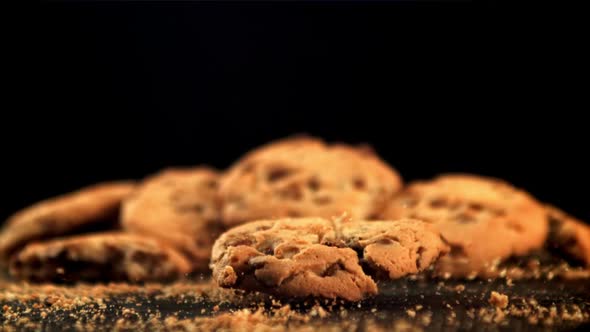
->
<box><xmin>546</xmin><ymin>206</ymin><xmax>590</xmax><ymax>266</ymax></box>
<box><xmin>210</xmin><ymin>217</ymin><xmax>448</xmax><ymax>301</ymax></box>
<box><xmin>121</xmin><ymin>167</ymin><xmax>222</xmax><ymax>272</ymax></box>
<box><xmin>0</xmin><ymin>181</ymin><xmax>135</xmax><ymax>266</ymax></box>
<box><xmin>218</xmin><ymin>137</ymin><xmax>403</xmax><ymax>228</ymax></box>
<box><xmin>380</xmin><ymin>174</ymin><xmax>548</xmax><ymax>278</ymax></box>
<box><xmin>9</xmin><ymin>232</ymin><xmax>191</xmax><ymax>282</ymax></box>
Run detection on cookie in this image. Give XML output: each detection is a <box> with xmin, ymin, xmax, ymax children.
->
<box><xmin>546</xmin><ymin>206</ymin><xmax>590</xmax><ymax>266</ymax></box>
<box><xmin>218</xmin><ymin>137</ymin><xmax>403</xmax><ymax>227</ymax></box>
<box><xmin>9</xmin><ymin>232</ymin><xmax>191</xmax><ymax>282</ymax></box>
<box><xmin>380</xmin><ymin>174</ymin><xmax>548</xmax><ymax>278</ymax></box>
<box><xmin>0</xmin><ymin>181</ymin><xmax>136</xmax><ymax>265</ymax></box>
<box><xmin>121</xmin><ymin>167</ymin><xmax>222</xmax><ymax>272</ymax></box>
<box><xmin>210</xmin><ymin>216</ymin><xmax>448</xmax><ymax>301</ymax></box>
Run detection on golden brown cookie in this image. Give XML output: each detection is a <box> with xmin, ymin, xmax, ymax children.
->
<box><xmin>380</xmin><ymin>174</ymin><xmax>548</xmax><ymax>278</ymax></box>
<box><xmin>210</xmin><ymin>216</ymin><xmax>448</xmax><ymax>301</ymax></box>
<box><xmin>218</xmin><ymin>137</ymin><xmax>403</xmax><ymax>227</ymax></box>
<box><xmin>0</xmin><ymin>181</ymin><xmax>135</xmax><ymax>265</ymax></box>
<box><xmin>9</xmin><ymin>232</ymin><xmax>191</xmax><ymax>282</ymax></box>
<box><xmin>121</xmin><ymin>167</ymin><xmax>222</xmax><ymax>272</ymax></box>
<box><xmin>546</xmin><ymin>206</ymin><xmax>590</xmax><ymax>266</ymax></box>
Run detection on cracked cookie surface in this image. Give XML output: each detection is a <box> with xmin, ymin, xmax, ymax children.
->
<box><xmin>9</xmin><ymin>232</ymin><xmax>191</xmax><ymax>282</ymax></box>
<box><xmin>380</xmin><ymin>174</ymin><xmax>548</xmax><ymax>278</ymax></box>
<box><xmin>0</xmin><ymin>182</ymin><xmax>136</xmax><ymax>266</ymax></box>
<box><xmin>121</xmin><ymin>167</ymin><xmax>222</xmax><ymax>272</ymax></box>
<box><xmin>210</xmin><ymin>217</ymin><xmax>448</xmax><ymax>301</ymax></box>
<box><xmin>218</xmin><ymin>137</ymin><xmax>402</xmax><ymax>228</ymax></box>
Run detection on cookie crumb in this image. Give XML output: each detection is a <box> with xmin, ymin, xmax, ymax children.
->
<box><xmin>489</xmin><ymin>291</ymin><xmax>509</xmax><ymax>309</ymax></box>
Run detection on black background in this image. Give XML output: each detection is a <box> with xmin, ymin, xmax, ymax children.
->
<box><xmin>2</xmin><ymin>1</ymin><xmax>588</xmax><ymax>224</ymax></box>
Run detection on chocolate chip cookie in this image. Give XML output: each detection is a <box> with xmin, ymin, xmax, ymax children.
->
<box><xmin>380</xmin><ymin>174</ymin><xmax>548</xmax><ymax>278</ymax></box>
<box><xmin>546</xmin><ymin>206</ymin><xmax>590</xmax><ymax>266</ymax></box>
<box><xmin>121</xmin><ymin>167</ymin><xmax>222</xmax><ymax>272</ymax></box>
<box><xmin>210</xmin><ymin>216</ymin><xmax>448</xmax><ymax>301</ymax></box>
<box><xmin>218</xmin><ymin>137</ymin><xmax>403</xmax><ymax>227</ymax></box>
<box><xmin>0</xmin><ymin>181</ymin><xmax>136</xmax><ymax>265</ymax></box>
<box><xmin>9</xmin><ymin>232</ymin><xmax>191</xmax><ymax>282</ymax></box>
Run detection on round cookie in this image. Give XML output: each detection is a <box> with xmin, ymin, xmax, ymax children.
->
<box><xmin>9</xmin><ymin>232</ymin><xmax>191</xmax><ymax>282</ymax></box>
<box><xmin>546</xmin><ymin>206</ymin><xmax>590</xmax><ymax>266</ymax></box>
<box><xmin>218</xmin><ymin>137</ymin><xmax>403</xmax><ymax>227</ymax></box>
<box><xmin>210</xmin><ymin>217</ymin><xmax>448</xmax><ymax>301</ymax></box>
<box><xmin>121</xmin><ymin>167</ymin><xmax>222</xmax><ymax>272</ymax></box>
<box><xmin>0</xmin><ymin>181</ymin><xmax>136</xmax><ymax>265</ymax></box>
<box><xmin>380</xmin><ymin>174</ymin><xmax>548</xmax><ymax>278</ymax></box>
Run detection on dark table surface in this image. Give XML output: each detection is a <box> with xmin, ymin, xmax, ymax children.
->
<box><xmin>1</xmin><ymin>275</ymin><xmax>589</xmax><ymax>332</ymax></box>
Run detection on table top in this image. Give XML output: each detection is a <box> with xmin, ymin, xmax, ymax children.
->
<box><xmin>1</xmin><ymin>274</ymin><xmax>589</xmax><ymax>332</ymax></box>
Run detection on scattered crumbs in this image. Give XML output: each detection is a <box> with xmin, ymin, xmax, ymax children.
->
<box><xmin>0</xmin><ymin>273</ymin><xmax>589</xmax><ymax>331</ymax></box>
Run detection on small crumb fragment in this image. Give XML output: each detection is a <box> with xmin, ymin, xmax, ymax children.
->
<box><xmin>489</xmin><ymin>291</ymin><xmax>509</xmax><ymax>309</ymax></box>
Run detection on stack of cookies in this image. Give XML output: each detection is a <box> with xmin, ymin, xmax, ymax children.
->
<box><xmin>1</xmin><ymin>136</ymin><xmax>588</xmax><ymax>301</ymax></box>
